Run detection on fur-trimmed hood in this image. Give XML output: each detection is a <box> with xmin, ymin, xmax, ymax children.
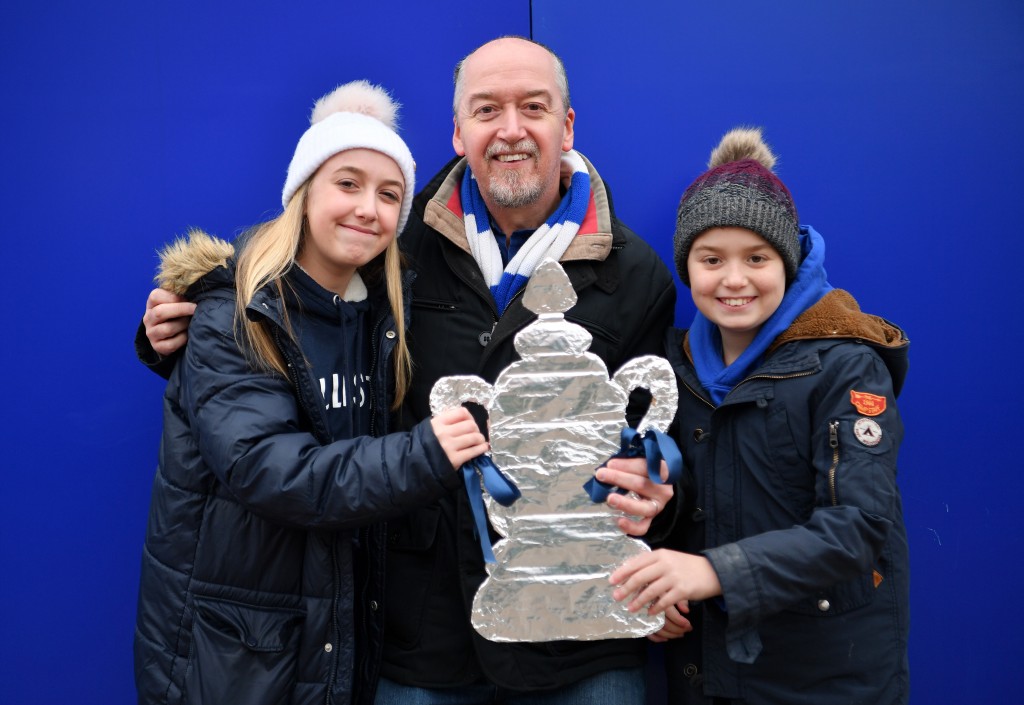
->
<box><xmin>154</xmin><ymin>228</ymin><xmax>235</xmax><ymax>297</ymax></box>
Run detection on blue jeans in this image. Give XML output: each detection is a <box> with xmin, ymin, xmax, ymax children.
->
<box><xmin>374</xmin><ymin>668</ymin><xmax>646</xmax><ymax>705</ymax></box>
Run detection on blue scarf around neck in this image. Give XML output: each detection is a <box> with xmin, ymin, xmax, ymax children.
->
<box><xmin>689</xmin><ymin>225</ymin><xmax>833</xmax><ymax>405</ymax></box>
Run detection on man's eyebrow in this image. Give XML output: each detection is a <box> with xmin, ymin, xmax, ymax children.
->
<box><xmin>466</xmin><ymin>88</ymin><xmax>553</xmax><ymax>103</ymax></box>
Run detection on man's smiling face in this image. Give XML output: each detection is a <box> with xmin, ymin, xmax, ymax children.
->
<box><xmin>452</xmin><ymin>38</ymin><xmax>575</xmax><ymax>218</ymax></box>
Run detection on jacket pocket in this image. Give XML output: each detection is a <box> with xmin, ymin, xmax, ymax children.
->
<box><xmin>783</xmin><ymin>572</ymin><xmax>875</xmax><ymax>617</ymax></box>
<box><xmin>388</xmin><ymin>504</ymin><xmax>441</xmax><ymax>551</ymax></box>
<box><xmin>384</xmin><ymin>504</ymin><xmax>441</xmax><ymax>648</ymax></box>
<box><xmin>762</xmin><ymin>403</ymin><xmax>814</xmax><ymax>508</ymax></box>
<box><xmin>184</xmin><ymin>596</ymin><xmax>304</xmax><ymax>705</ymax></box>
<box><xmin>565</xmin><ymin>313</ymin><xmax>622</xmax><ymax>364</ymax></box>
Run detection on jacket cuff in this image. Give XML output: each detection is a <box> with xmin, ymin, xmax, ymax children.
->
<box><xmin>135</xmin><ymin>320</ymin><xmax>178</xmax><ymax>380</ymax></box>
<box><xmin>415</xmin><ymin>417</ymin><xmax>463</xmax><ymax>491</ymax></box>
<box><xmin>704</xmin><ymin>542</ymin><xmax>763</xmax><ymax>663</ymax></box>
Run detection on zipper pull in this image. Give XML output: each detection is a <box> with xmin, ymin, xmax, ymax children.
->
<box><xmin>827</xmin><ymin>420</ymin><xmax>840</xmax><ymax>506</ymax></box>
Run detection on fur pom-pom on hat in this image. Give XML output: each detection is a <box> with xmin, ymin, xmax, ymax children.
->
<box><xmin>707</xmin><ymin>127</ymin><xmax>776</xmax><ymax>171</ymax></box>
<box><xmin>310</xmin><ymin>80</ymin><xmax>399</xmax><ymax>130</ymax></box>
<box><xmin>674</xmin><ymin>127</ymin><xmax>800</xmax><ymax>286</ymax></box>
<box><xmin>282</xmin><ymin>80</ymin><xmax>416</xmax><ymax>234</ymax></box>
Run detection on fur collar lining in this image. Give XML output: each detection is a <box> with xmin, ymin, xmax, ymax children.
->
<box><xmin>155</xmin><ymin>229</ymin><xmax>234</xmax><ymax>296</ymax></box>
<box><xmin>767</xmin><ymin>289</ymin><xmax>906</xmax><ymax>353</ymax></box>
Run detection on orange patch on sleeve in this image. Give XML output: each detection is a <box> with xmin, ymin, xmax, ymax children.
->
<box><xmin>850</xmin><ymin>390</ymin><xmax>887</xmax><ymax>416</ymax></box>
<box><xmin>873</xmin><ymin>570</ymin><xmax>884</xmax><ymax>588</ymax></box>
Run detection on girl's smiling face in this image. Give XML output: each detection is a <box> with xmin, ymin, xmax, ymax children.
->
<box><xmin>687</xmin><ymin>226</ymin><xmax>786</xmax><ymax>364</ymax></box>
<box><xmin>299</xmin><ymin>148</ymin><xmax>405</xmax><ymax>295</ymax></box>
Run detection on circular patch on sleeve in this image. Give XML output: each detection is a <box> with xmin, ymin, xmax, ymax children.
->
<box><xmin>853</xmin><ymin>417</ymin><xmax>883</xmax><ymax>447</ymax></box>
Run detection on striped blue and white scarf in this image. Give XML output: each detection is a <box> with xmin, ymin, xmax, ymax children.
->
<box><xmin>461</xmin><ymin>150</ymin><xmax>590</xmax><ymax>314</ymax></box>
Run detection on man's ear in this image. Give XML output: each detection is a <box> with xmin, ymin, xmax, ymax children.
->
<box><xmin>561</xmin><ymin>107</ymin><xmax>575</xmax><ymax>152</ymax></box>
<box><xmin>452</xmin><ymin>116</ymin><xmax>466</xmax><ymax>156</ymax></box>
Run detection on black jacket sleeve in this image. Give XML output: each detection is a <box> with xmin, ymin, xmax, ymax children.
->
<box><xmin>176</xmin><ymin>295</ymin><xmax>457</xmax><ymax>530</ymax></box>
<box><xmin>135</xmin><ymin>319</ymin><xmax>180</xmax><ymax>380</ymax></box>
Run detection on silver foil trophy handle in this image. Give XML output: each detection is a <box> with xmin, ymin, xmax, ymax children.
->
<box><xmin>429</xmin><ymin>375</ymin><xmax>493</xmax><ymax>416</ymax></box>
<box><xmin>611</xmin><ymin>355</ymin><xmax>679</xmax><ymax>436</ymax></box>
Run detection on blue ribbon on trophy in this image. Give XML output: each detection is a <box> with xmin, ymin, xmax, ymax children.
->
<box><xmin>462</xmin><ymin>456</ymin><xmax>520</xmax><ymax>563</ymax></box>
<box><xmin>584</xmin><ymin>427</ymin><xmax>683</xmax><ymax>503</ymax></box>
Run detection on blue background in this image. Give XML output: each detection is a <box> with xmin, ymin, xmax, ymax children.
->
<box><xmin>2</xmin><ymin>1</ymin><xmax>1021</xmax><ymax>702</ymax></box>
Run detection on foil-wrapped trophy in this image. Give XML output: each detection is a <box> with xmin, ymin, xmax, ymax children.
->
<box><xmin>429</xmin><ymin>259</ymin><xmax>678</xmax><ymax>642</ymax></box>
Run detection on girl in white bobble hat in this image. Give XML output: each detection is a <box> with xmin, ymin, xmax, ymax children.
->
<box><xmin>133</xmin><ymin>82</ymin><xmax>488</xmax><ymax>705</ymax></box>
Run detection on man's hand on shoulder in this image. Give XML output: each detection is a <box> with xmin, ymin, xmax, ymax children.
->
<box><xmin>144</xmin><ymin>288</ymin><xmax>195</xmax><ymax>356</ymax></box>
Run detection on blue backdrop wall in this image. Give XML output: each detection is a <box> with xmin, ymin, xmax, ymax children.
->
<box><xmin>2</xmin><ymin>1</ymin><xmax>1021</xmax><ymax>702</ymax></box>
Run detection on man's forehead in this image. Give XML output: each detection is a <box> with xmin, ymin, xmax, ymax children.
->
<box><xmin>463</xmin><ymin>39</ymin><xmax>555</xmax><ymax>82</ymax></box>
<box><xmin>464</xmin><ymin>86</ymin><xmax>555</xmax><ymax>104</ymax></box>
<box><xmin>461</xmin><ymin>52</ymin><xmax>558</xmax><ymax>105</ymax></box>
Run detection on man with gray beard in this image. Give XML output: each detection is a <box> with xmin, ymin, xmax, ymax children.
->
<box><xmin>480</xmin><ymin>138</ymin><xmax>543</xmax><ymax>207</ymax></box>
<box><xmin>373</xmin><ymin>36</ymin><xmax>679</xmax><ymax>704</ymax></box>
<box><xmin>139</xmin><ymin>36</ymin><xmax>679</xmax><ymax>704</ymax></box>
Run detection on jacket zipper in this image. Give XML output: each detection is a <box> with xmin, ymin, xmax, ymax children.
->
<box><xmin>368</xmin><ymin>311</ymin><xmax>386</xmax><ymax>434</ymax></box>
<box><xmin>481</xmin><ymin>286</ymin><xmax>527</xmax><ymax>350</ymax></box>
<box><xmin>266</xmin><ymin>322</ymin><xmax>341</xmax><ymax>703</ymax></box>
<box><xmin>257</xmin><ymin>293</ymin><xmax>392</xmax><ymax>703</ymax></box>
<box><xmin>412</xmin><ymin>299</ymin><xmax>457</xmax><ymax>311</ymax></box>
<box><xmin>358</xmin><ymin>525</ymin><xmax>374</xmax><ymax>694</ymax></box>
<box><xmin>325</xmin><ymin>538</ymin><xmax>341</xmax><ymax>705</ymax></box>
<box><xmin>272</xmin><ymin>327</ymin><xmax>320</xmax><ymax>437</ymax></box>
<box><xmin>679</xmin><ymin>368</ymin><xmax>816</xmax><ymax>410</ymax></box>
<box><xmin>828</xmin><ymin>420</ymin><xmax>840</xmax><ymax>506</ymax></box>
<box><xmin>733</xmin><ymin>369</ymin><xmax>817</xmax><ymax>390</ymax></box>
<box><xmin>268</xmin><ymin>329</ymin><xmax>340</xmax><ymax>703</ymax></box>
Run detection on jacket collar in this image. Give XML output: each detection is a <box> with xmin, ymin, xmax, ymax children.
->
<box><xmin>668</xmin><ymin>289</ymin><xmax>911</xmax><ymax>404</ymax></box>
<box><xmin>771</xmin><ymin>288</ymin><xmax>909</xmax><ymax>395</ymax></box>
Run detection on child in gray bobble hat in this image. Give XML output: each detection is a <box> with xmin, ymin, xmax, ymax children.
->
<box><xmin>610</xmin><ymin>128</ymin><xmax>913</xmax><ymax>705</ymax></box>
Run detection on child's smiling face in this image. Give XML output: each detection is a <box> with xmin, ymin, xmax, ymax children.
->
<box><xmin>687</xmin><ymin>226</ymin><xmax>787</xmax><ymax>364</ymax></box>
<box><xmin>299</xmin><ymin>148</ymin><xmax>404</xmax><ymax>295</ymax></box>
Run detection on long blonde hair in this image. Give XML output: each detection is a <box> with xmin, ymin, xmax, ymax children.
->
<box><xmin>234</xmin><ymin>179</ymin><xmax>412</xmax><ymax>410</ymax></box>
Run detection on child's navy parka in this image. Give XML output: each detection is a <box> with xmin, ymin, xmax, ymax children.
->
<box><xmin>663</xmin><ymin>287</ymin><xmax>910</xmax><ymax>705</ymax></box>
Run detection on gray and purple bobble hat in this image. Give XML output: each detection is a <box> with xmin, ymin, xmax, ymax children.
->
<box><xmin>673</xmin><ymin>128</ymin><xmax>800</xmax><ymax>286</ymax></box>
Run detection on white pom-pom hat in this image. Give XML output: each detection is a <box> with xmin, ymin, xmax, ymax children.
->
<box><xmin>282</xmin><ymin>80</ymin><xmax>416</xmax><ymax>235</ymax></box>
